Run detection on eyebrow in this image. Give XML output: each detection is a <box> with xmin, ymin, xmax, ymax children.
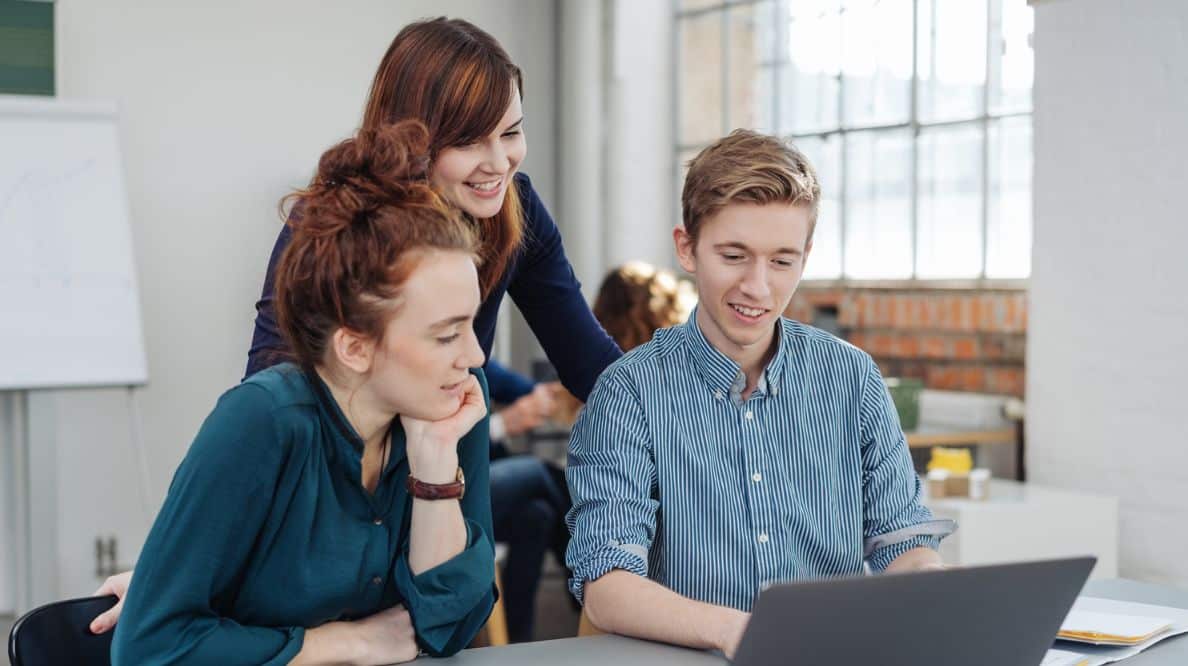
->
<box><xmin>430</xmin><ymin>314</ymin><xmax>472</xmax><ymax>330</ymax></box>
<box><xmin>713</xmin><ymin>242</ymin><xmax>803</xmax><ymax>257</ymax></box>
<box><xmin>503</xmin><ymin>117</ymin><xmax>524</xmax><ymax>131</ymax></box>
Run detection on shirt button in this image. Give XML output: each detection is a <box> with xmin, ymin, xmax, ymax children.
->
<box><xmin>752</xmin><ymin>472</ymin><xmax>762</xmax><ymax>483</ymax></box>
<box><xmin>745</xmin><ymin>411</ymin><xmax>754</xmax><ymax>420</ymax></box>
<box><xmin>373</xmin><ymin>518</ymin><xmax>383</xmax><ymax>526</ymax></box>
<box><xmin>772</xmin><ymin>386</ymin><xmax>779</xmax><ymax>396</ymax></box>
<box><xmin>757</xmin><ymin>533</ymin><xmax>769</xmax><ymax>544</ymax></box>
<box><xmin>714</xmin><ymin>390</ymin><xmax>724</xmax><ymax>400</ymax></box>
<box><xmin>371</xmin><ymin>576</ymin><xmax>383</xmax><ymax>586</ymax></box>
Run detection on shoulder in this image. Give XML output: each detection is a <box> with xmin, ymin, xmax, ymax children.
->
<box><xmin>586</xmin><ymin>327</ymin><xmax>678</xmax><ymax>399</ymax></box>
<box><xmin>779</xmin><ymin>318</ymin><xmax>879</xmax><ymax>383</ymax></box>
<box><xmin>783</xmin><ymin>318</ymin><xmax>872</xmax><ymax>361</ymax></box>
<box><xmin>195</xmin><ymin>364</ymin><xmax>317</xmax><ymax>461</ymax></box>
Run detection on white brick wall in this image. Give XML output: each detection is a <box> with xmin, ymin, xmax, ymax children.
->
<box><xmin>1029</xmin><ymin>0</ymin><xmax>1188</xmax><ymax>586</ymax></box>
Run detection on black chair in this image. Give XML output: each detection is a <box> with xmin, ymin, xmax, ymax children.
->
<box><xmin>8</xmin><ymin>595</ymin><xmax>117</xmax><ymax>666</ymax></box>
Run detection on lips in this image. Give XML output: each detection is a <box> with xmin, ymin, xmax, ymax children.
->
<box><xmin>465</xmin><ymin>177</ymin><xmax>503</xmax><ymax>197</ymax></box>
<box><xmin>730</xmin><ymin>303</ymin><xmax>767</xmax><ymax>318</ymax></box>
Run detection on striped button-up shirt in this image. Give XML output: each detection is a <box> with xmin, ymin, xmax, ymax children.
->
<box><xmin>565</xmin><ymin>313</ymin><xmax>952</xmax><ymax>610</ymax></box>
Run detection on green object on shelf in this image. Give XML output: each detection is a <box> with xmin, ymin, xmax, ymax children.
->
<box><xmin>885</xmin><ymin>377</ymin><xmax>923</xmax><ymax>431</ymax></box>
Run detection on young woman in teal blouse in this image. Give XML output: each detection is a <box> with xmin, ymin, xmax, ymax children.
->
<box><xmin>110</xmin><ymin>122</ymin><xmax>496</xmax><ymax>664</ymax></box>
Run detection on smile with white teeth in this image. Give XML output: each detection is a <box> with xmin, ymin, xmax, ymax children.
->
<box><xmin>731</xmin><ymin>304</ymin><xmax>766</xmax><ymax>318</ymax></box>
<box><xmin>466</xmin><ymin>179</ymin><xmax>501</xmax><ymax>192</ymax></box>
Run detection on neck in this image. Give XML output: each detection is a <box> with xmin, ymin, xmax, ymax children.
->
<box><xmin>697</xmin><ymin>308</ymin><xmax>779</xmax><ymax>395</ymax></box>
<box><xmin>315</xmin><ymin>366</ymin><xmax>392</xmax><ymax>454</ymax></box>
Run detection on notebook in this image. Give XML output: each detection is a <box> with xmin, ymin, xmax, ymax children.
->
<box><xmin>1058</xmin><ymin>610</ymin><xmax>1173</xmax><ymax>646</ymax></box>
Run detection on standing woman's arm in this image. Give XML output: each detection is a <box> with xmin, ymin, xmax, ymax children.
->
<box><xmin>246</xmin><ymin>222</ymin><xmax>295</xmax><ymax>379</ymax></box>
<box><xmin>506</xmin><ymin>174</ymin><xmax>622</xmax><ymax>401</ymax></box>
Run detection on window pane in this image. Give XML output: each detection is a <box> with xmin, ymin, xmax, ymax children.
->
<box><xmin>780</xmin><ymin>0</ymin><xmax>841</xmax><ymax>134</ymax></box>
<box><xmin>844</xmin><ymin>129</ymin><xmax>912</xmax><ymax>278</ymax></box>
<box><xmin>678</xmin><ymin>13</ymin><xmax>724</xmax><ymax>144</ymax></box>
<box><xmin>841</xmin><ymin>0</ymin><xmax>912</xmax><ymax>127</ymax></box>
<box><xmin>727</xmin><ymin>2</ymin><xmax>774</xmax><ymax>132</ymax></box>
<box><xmin>986</xmin><ymin>116</ymin><xmax>1031</xmax><ymax>277</ymax></box>
<box><xmin>917</xmin><ymin>0</ymin><xmax>987</xmax><ymax>122</ymax></box>
<box><xmin>795</xmin><ymin>135</ymin><xmax>843</xmax><ymax>279</ymax></box>
<box><xmin>917</xmin><ymin>124</ymin><xmax>984</xmax><ymax>278</ymax></box>
<box><xmin>679</xmin><ymin>0</ymin><xmax>723</xmax><ymax>11</ymax></box>
<box><xmin>990</xmin><ymin>0</ymin><xmax>1033</xmax><ymax>113</ymax></box>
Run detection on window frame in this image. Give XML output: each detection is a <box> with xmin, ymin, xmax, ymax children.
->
<box><xmin>672</xmin><ymin>0</ymin><xmax>1033</xmax><ymax>284</ymax></box>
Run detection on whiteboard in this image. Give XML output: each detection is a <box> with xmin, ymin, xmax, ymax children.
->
<box><xmin>0</xmin><ymin>97</ymin><xmax>148</xmax><ymax>390</ymax></box>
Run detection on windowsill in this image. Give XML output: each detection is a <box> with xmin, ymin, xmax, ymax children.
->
<box><xmin>798</xmin><ymin>278</ymin><xmax>1029</xmax><ymax>291</ymax></box>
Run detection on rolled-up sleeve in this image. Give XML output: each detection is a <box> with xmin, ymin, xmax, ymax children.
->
<box><xmin>394</xmin><ymin>368</ymin><xmax>497</xmax><ymax>657</ymax></box>
<box><xmin>857</xmin><ymin>359</ymin><xmax>955</xmax><ymax>572</ymax></box>
<box><xmin>565</xmin><ymin>369</ymin><xmax>658</xmax><ymax>603</ymax></box>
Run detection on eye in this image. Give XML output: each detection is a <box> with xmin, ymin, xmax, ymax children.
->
<box><xmin>502</xmin><ymin>129</ymin><xmax>522</xmax><ymax>138</ymax></box>
<box><xmin>436</xmin><ymin>334</ymin><xmax>460</xmax><ymax>345</ymax></box>
<box><xmin>773</xmin><ymin>258</ymin><xmax>797</xmax><ymax>268</ymax></box>
<box><xmin>722</xmin><ymin>253</ymin><xmax>744</xmax><ymax>262</ymax></box>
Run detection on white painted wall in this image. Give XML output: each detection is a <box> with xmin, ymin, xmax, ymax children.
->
<box><xmin>605</xmin><ymin>0</ymin><xmax>675</xmax><ymax>271</ymax></box>
<box><xmin>557</xmin><ymin>0</ymin><xmax>675</xmax><ymax>298</ymax></box>
<box><xmin>1028</xmin><ymin>0</ymin><xmax>1188</xmax><ymax>586</ymax></box>
<box><xmin>1</xmin><ymin>0</ymin><xmax>557</xmax><ymax>609</ymax></box>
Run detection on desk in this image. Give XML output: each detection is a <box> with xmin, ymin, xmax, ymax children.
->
<box><xmin>428</xmin><ymin>579</ymin><xmax>1187</xmax><ymax>665</ymax></box>
<box><xmin>924</xmin><ymin>479</ymin><xmax>1119</xmax><ymax>579</ymax></box>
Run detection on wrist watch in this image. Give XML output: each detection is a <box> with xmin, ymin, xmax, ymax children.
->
<box><xmin>405</xmin><ymin>467</ymin><xmax>466</xmax><ymax>500</ymax></box>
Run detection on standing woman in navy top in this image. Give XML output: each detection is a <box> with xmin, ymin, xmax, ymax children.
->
<box><xmin>245</xmin><ymin>17</ymin><xmax>621</xmax><ymax>399</ymax></box>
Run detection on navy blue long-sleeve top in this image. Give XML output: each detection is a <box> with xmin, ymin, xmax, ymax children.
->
<box><xmin>247</xmin><ymin>173</ymin><xmax>621</xmax><ymax>402</ymax></box>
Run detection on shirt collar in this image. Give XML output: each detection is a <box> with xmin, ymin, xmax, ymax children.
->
<box><xmin>303</xmin><ymin>365</ymin><xmax>406</xmax><ymax>474</ymax></box>
<box><xmin>681</xmin><ymin>307</ymin><xmax>788</xmax><ymax>402</ymax></box>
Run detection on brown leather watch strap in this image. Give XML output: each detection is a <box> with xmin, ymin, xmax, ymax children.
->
<box><xmin>405</xmin><ymin>467</ymin><xmax>466</xmax><ymax>500</ymax></box>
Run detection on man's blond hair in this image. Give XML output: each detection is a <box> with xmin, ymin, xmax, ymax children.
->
<box><xmin>681</xmin><ymin>129</ymin><xmax>821</xmax><ymax>244</ymax></box>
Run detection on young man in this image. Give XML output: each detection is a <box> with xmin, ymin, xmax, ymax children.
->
<box><xmin>565</xmin><ymin>129</ymin><xmax>953</xmax><ymax>658</ymax></box>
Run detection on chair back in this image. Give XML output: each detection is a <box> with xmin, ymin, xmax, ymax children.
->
<box><xmin>8</xmin><ymin>595</ymin><xmax>118</xmax><ymax>666</ymax></box>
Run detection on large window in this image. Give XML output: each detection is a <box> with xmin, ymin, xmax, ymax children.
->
<box><xmin>675</xmin><ymin>0</ymin><xmax>1034</xmax><ymax>279</ymax></box>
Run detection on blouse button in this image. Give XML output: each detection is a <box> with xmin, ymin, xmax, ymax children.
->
<box><xmin>373</xmin><ymin>518</ymin><xmax>383</xmax><ymax>526</ymax></box>
<box><xmin>371</xmin><ymin>576</ymin><xmax>383</xmax><ymax>586</ymax></box>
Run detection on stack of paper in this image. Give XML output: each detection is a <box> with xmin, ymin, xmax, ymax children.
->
<box><xmin>1043</xmin><ymin>597</ymin><xmax>1188</xmax><ymax>666</ymax></box>
<box><xmin>1058</xmin><ymin>610</ymin><xmax>1172</xmax><ymax>645</ymax></box>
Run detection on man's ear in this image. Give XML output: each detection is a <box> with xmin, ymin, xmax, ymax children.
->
<box><xmin>674</xmin><ymin>225</ymin><xmax>698</xmax><ymax>274</ymax></box>
<box><xmin>329</xmin><ymin>327</ymin><xmax>375</xmax><ymax>375</ymax></box>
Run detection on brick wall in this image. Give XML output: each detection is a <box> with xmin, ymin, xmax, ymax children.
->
<box><xmin>786</xmin><ymin>286</ymin><xmax>1028</xmax><ymax>396</ymax></box>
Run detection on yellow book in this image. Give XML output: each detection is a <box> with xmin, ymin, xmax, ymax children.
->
<box><xmin>1057</xmin><ymin>610</ymin><xmax>1172</xmax><ymax>646</ymax></box>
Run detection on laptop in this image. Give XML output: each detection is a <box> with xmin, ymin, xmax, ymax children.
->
<box><xmin>733</xmin><ymin>556</ymin><xmax>1096</xmax><ymax>666</ymax></box>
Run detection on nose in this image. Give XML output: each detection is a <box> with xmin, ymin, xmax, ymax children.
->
<box><xmin>457</xmin><ymin>328</ymin><xmax>485</xmax><ymax>370</ymax></box>
<box><xmin>739</xmin><ymin>261</ymin><xmax>772</xmax><ymax>301</ymax></box>
<box><xmin>481</xmin><ymin>137</ymin><xmax>510</xmax><ymax>174</ymax></box>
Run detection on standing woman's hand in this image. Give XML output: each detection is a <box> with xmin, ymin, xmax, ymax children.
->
<box><xmin>89</xmin><ymin>570</ymin><xmax>133</xmax><ymax>634</ymax></box>
<box><xmin>400</xmin><ymin>374</ymin><xmax>487</xmax><ymax>483</ymax></box>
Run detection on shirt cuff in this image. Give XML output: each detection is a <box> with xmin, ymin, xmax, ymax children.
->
<box><xmin>864</xmin><ymin>519</ymin><xmax>957</xmax><ymax>572</ymax></box>
<box><xmin>394</xmin><ymin>519</ymin><xmax>496</xmax><ymax>654</ymax></box>
<box><xmin>568</xmin><ymin>541</ymin><xmax>649</xmax><ymax>605</ymax></box>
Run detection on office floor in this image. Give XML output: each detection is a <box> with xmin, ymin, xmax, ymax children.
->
<box><xmin>531</xmin><ymin>566</ymin><xmax>581</xmax><ymax>641</ymax></box>
<box><xmin>2</xmin><ymin>614</ymin><xmax>11</xmax><ymax>665</ymax></box>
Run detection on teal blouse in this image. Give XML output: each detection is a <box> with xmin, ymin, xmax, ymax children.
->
<box><xmin>111</xmin><ymin>364</ymin><xmax>496</xmax><ymax>664</ymax></box>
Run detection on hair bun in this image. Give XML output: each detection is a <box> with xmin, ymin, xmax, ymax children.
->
<box><xmin>293</xmin><ymin>120</ymin><xmax>435</xmax><ymax>237</ymax></box>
